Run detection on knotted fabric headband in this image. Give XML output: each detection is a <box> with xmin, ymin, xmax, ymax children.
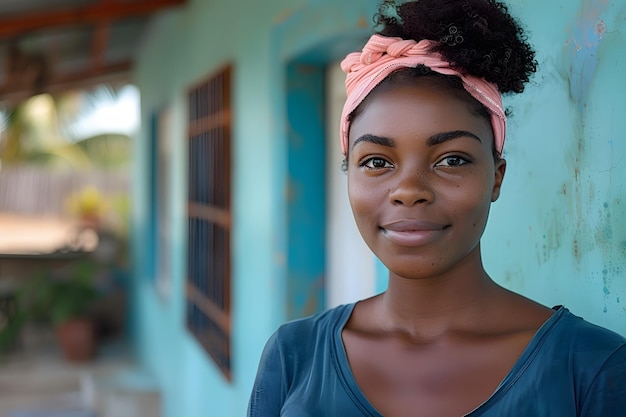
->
<box><xmin>340</xmin><ymin>34</ymin><xmax>506</xmax><ymax>156</ymax></box>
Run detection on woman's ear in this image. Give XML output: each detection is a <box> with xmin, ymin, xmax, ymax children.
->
<box><xmin>491</xmin><ymin>158</ymin><xmax>506</xmax><ymax>202</ymax></box>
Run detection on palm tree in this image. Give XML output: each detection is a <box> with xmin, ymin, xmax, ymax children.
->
<box><xmin>0</xmin><ymin>84</ymin><xmax>137</xmax><ymax>170</ymax></box>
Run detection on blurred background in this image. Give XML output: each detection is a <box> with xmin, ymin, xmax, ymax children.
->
<box><xmin>0</xmin><ymin>1</ymin><xmax>625</xmax><ymax>417</ymax></box>
<box><xmin>0</xmin><ymin>1</ymin><xmax>174</xmax><ymax>416</ymax></box>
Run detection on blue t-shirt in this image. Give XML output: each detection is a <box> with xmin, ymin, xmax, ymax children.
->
<box><xmin>248</xmin><ymin>304</ymin><xmax>626</xmax><ymax>416</ymax></box>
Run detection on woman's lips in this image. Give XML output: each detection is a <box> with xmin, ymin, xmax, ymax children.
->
<box><xmin>380</xmin><ymin>220</ymin><xmax>448</xmax><ymax>247</ymax></box>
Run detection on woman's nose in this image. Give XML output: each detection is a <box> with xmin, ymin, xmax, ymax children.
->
<box><xmin>388</xmin><ymin>169</ymin><xmax>435</xmax><ymax>206</ymax></box>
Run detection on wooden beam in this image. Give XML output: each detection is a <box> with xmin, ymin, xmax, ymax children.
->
<box><xmin>0</xmin><ymin>0</ymin><xmax>186</xmax><ymax>38</ymax></box>
<box><xmin>0</xmin><ymin>61</ymin><xmax>132</xmax><ymax>105</ymax></box>
<box><xmin>91</xmin><ymin>23</ymin><xmax>110</xmax><ymax>71</ymax></box>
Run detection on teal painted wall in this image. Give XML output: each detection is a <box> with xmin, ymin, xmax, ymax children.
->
<box><xmin>274</xmin><ymin>0</ymin><xmax>380</xmax><ymax>318</ymax></box>
<box><xmin>131</xmin><ymin>1</ymin><xmax>378</xmax><ymax>416</ymax></box>
<box><xmin>131</xmin><ymin>1</ymin><xmax>301</xmax><ymax>416</ymax></box>
<box><xmin>130</xmin><ymin>0</ymin><xmax>625</xmax><ymax>416</ymax></box>
<box><xmin>482</xmin><ymin>0</ymin><xmax>626</xmax><ymax>336</ymax></box>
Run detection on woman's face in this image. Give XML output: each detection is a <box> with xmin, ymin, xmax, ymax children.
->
<box><xmin>347</xmin><ymin>81</ymin><xmax>506</xmax><ymax>280</ymax></box>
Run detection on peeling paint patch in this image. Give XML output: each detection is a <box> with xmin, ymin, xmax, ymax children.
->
<box><xmin>564</xmin><ymin>0</ymin><xmax>609</xmax><ymax>111</ymax></box>
<box><xmin>602</xmin><ymin>267</ymin><xmax>612</xmax><ymax>299</ymax></box>
<box><xmin>537</xmin><ymin>209</ymin><xmax>565</xmax><ymax>265</ymax></box>
<box><xmin>599</xmin><ymin>256</ymin><xmax>624</xmax><ymax>302</ymax></box>
<box><xmin>594</xmin><ymin>19</ymin><xmax>606</xmax><ymax>38</ymax></box>
<box><xmin>595</xmin><ymin>202</ymin><xmax>614</xmax><ymax>242</ymax></box>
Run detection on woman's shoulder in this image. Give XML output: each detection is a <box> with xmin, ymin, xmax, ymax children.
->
<box><xmin>548</xmin><ymin>308</ymin><xmax>626</xmax><ymax>411</ymax></box>
<box><xmin>272</xmin><ymin>303</ymin><xmax>356</xmax><ymax>345</ymax></box>
<box><xmin>555</xmin><ymin>307</ymin><xmax>625</xmax><ymax>344</ymax></box>
<box><xmin>548</xmin><ymin>307</ymin><xmax>626</xmax><ymax>364</ymax></box>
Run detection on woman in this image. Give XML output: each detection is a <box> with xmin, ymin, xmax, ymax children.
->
<box><xmin>248</xmin><ymin>1</ymin><xmax>626</xmax><ymax>415</ymax></box>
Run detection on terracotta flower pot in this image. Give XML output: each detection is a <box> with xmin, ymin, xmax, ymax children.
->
<box><xmin>55</xmin><ymin>318</ymin><xmax>96</xmax><ymax>362</ymax></box>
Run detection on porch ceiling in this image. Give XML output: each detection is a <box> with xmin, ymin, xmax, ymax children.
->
<box><xmin>0</xmin><ymin>0</ymin><xmax>186</xmax><ymax>106</ymax></box>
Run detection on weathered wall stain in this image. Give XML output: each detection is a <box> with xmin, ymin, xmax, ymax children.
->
<box><xmin>564</xmin><ymin>0</ymin><xmax>609</xmax><ymax>111</ymax></box>
<box><xmin>488</xmin><ymin>0</ymin><xmax>626</xmax><ymax>334</ymax></box>
<box><xmin>560</xmin><ymin>0</ymin><xmax>626</xmax><ymax>280</ymax></box>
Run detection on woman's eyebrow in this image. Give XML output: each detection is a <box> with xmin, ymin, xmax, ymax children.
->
<box><xmin>427</xmin><ymin>130</ymin><xmax>482</xmax><ymax>146</ymax></box>
<box><xmin>351</xmin><ymin>130</ymin><xmax>482</xmax><ymax>150</ymax></box>
<box><xmin>351</xmin><ymin>134</ymin><xmax>394</xmax><ymax>150</ymax></box>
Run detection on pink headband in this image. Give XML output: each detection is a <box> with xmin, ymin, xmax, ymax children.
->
<box><xmin>340</xmin><ymin>34</ymin><xmax>506</xmax><ymax>156</ymax></box>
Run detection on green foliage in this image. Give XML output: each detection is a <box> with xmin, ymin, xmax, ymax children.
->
<box><xmin>0</xmin><ymin>87</ymin><xmax>133</xmax><ymax>170</ymax></box>
<box><xmin>0</xmin><ymin>310</ymin><xmax>26</xmax><ymax>351</ymax></box>
<box><xmin>47</xmin><ymin>261</ymin><xmax>100</xmax><ymax>325</ymax></box>
<box><xmin>0</xmin><ymin>259</ymin><xmax>101</xmax><ymax>352</ymax></box>
<box><xmin>76</xmin><ymin>133</ymin><xmax>131</xmax><ymax>168</ymax></box>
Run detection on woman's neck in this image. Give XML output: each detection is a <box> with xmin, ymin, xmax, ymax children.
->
<box><xmin>376</xmin><ymin>252</ymin><xmax>501</xmax><ymax>338</ymax></box>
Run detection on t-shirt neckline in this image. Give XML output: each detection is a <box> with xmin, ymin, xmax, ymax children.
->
<box><xmin>331</xmin><ymin>302</ymin><xmax>568</xmax><ymax>416</ymax></box>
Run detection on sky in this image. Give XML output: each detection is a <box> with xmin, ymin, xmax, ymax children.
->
<box><xmin>68</xmin><ymin>84</ymin><xmax>140</xmax><ymax>142</ymax></box>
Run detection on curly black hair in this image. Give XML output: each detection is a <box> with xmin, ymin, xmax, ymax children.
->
<box><xmin>374</xmin><ymin>0</ymin><xmax>537</xmax><ymax>94</ymax></box>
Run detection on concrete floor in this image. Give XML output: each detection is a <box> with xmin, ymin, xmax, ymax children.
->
<box><xmin>0</xmin><ymin>331</ymin><xmax>160</xmax><ymax>417</ymax></box>
<box><xmin>0</xmin><ymin>351</ymin><xmax>90</xmax><ymax>417</ymax></box>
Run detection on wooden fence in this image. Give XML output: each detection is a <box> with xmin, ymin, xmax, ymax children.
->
<box><xmin>0</xmin><ymin>166</ymin><xmax>129</xmax><ymax>216</ymax></box>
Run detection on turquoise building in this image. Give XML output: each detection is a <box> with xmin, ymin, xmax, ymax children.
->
<box><xmin>129</xmin><ymin>1</ymin><xmax>626</xmax><ymax>416</ymax></box>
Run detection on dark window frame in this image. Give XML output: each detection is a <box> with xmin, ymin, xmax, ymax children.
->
<box><xmin>186</xmin><ymin>65</ymin><xmax>232</xmax><ymax>381</ymax></box>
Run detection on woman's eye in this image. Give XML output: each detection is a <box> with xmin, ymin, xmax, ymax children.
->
<box><xmin>362</xmin><ymin>157</ymin><xmax>392</xmax><ymax>169</ymax></box>
<box><xmin>436</xmin><ymin>156</ymin><xmax>470</xmax><ymax>167</ymax></box>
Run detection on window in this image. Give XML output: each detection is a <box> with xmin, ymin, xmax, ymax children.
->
<box><xmin>186</xmin><ymin>66</ymin><xmax>232</xmax><ymax>380</ymax></box>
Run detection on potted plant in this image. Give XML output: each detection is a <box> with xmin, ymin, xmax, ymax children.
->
<box><xmin>0</xmin><ymin>259</ymin><xmax>101</xmax><ymax>362</ymax></box>
<box><xmin>49</xmin><ymin>260</ymin><xmax>101</xmax><ymax>362</ymax></box>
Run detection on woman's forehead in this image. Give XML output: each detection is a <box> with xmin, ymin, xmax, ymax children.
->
<box><xmin>348</xmin><ymin>79</ymin><xmax>494</xmax><ymax>150</ymax></box>
<box><xmin>352</xmin><ymin>83</ymin><xmax>489</xmax><ymax>132</ymax></box>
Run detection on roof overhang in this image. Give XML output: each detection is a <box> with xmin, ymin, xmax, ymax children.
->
<box><xmin>0</xmin><ymin>0</ymin><xmax>186</xmax><ymax>106</ymax></box>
